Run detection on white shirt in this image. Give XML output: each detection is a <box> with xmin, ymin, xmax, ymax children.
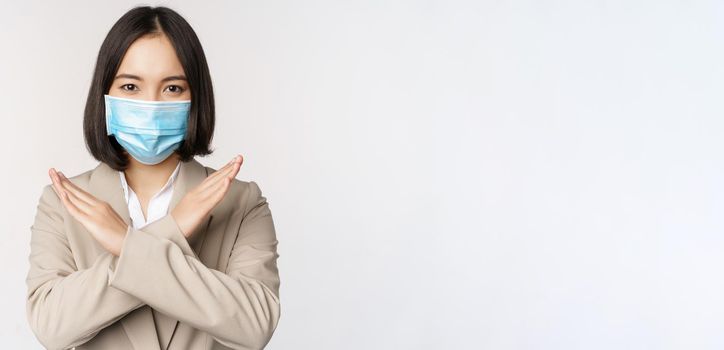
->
<box><xmin>118</xmin><ymin>161</ymin><xmax>181</xmax><ymax>229</ymax></box>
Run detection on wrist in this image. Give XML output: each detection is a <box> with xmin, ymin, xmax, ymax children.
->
<box><xmin>114</xmin><ymin>225</ymin><xmax>129</xmax><ymax>256</ymax></box>
<box><xmin>170</xmin><ymin>211</ymin><xmax>189</xmax><ymax>238</ymax></box>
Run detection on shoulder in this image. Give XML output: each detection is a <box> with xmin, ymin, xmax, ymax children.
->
<box><xmin>38</xmin><ymin>167</ymin><xmax>95</xmax><ymax>205</ymax></box>
<box><xmin>200</xmin><ymin>165</ymin><xmax>270</xmax><ymax>216</ymax></box>
<box><xmin>35</xmin><ymin>166</ymin><xmax>96</xmax><ymax>227</ymax></box>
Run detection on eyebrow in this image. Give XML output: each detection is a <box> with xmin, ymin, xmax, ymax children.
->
<box><xmin>114</xmin><ymin>73</ymin><xmax>187</xmax><ymax>83</ymax></box>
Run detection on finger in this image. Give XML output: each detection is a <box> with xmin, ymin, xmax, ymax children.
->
<box><xmin>50</xmin><ymin>169</ymin><xmax>77</xmax><ymax>207</ymax></box>
<box><xmin>198</xmin><ymin>158</ymin><xmax>241</xmax><ymax>198</ymax></box>
<box><xmin>60</xmin><ymin>187</ymin><xmax>88</xmax><ymax>221</ymax></box>
<box><xmin>198</xmin><ymin>176</ymin><xmax>232</xmax><ymax>208</ymax></box>
<box><xmin>49</xmin><ymin>168</ymin><xmax>64</xmax><ymax>200</ymax></box>
<box><xmin>195</xmin><ymin>161</ymin><xmax>234</xmax><ymax>193</ymax></box>
<box><xmin>212</xmin><ymin>155</ymin><xmax>242</xmax><ymax>179</ymax></box>
<box><xmin>209</xmin><ymin>177</ymin><xmax>233</xmax><ymax>203</ymax></box>
<box><xmin>212</xmin><ymin>178</ymin><xmax>233</xmax><ymax>203</ymax></box>
<box><xmin>56</xmin><ymin>175</ymin><xmax>93</xmax><ymax>209</ymax></box>
<box><xmin>200</xmin><ymin>167</ymin><xmax>238</xmax><ymax>204</ymax></box>
<box><xmin>57</xmin><ymin>171</ymin><xmax>99</xmax><ymax>206</ymax></box>
<box><xmin>197</xmin><ymin>155</ymin><xmax>243</xmax><ymax>193</ymax></box>
<box><xmin>62</xmin><ymin>183</ymin><xmax>95</xmax><ymax>214</ymax></box>
<box><xmin>204</xmin><ymin>155</ymin><xmax>242</xmax><ymax>183</ymax></box>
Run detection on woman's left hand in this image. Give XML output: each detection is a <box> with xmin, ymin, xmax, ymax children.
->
<box><xmin>48</xmin><ymin>168</ymin><xmax>129</xmax><ymax>257</ymax></box>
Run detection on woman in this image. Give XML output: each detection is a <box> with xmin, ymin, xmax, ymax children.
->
<box><xmin>25</xmin><ymin>6</ymin><xmax>281</xmax><ymax>350</ymax></box>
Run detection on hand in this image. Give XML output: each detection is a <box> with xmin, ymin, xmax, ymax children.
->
<box><xmin>48</xmin><ymin>168</ymin><xmax>129</xmax><ymax>256</ymax></box>
<box><xmin>171</xmin><ymin>154</ymin><xmax>243</xmax><ymax>238</ymax></box>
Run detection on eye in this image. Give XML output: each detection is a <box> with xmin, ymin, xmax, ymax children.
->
<box><xmin>120</xmin><ymin>84</ymin><xmax>138</xmax><ymax>92</ymax></box>
<box><xmin>165</xmin><ymin>85</ymin><xmax>185</xmax><ymax>94</ymax></box>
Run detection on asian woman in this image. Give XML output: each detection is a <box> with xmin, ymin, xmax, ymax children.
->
<box><xmin>25</xmin><ymin>6</ymin><xmax>281</xmax><ymax>350</ymax></box>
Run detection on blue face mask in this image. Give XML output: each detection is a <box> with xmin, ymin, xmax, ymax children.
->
<box><xmin>105</xmin><ymin>94</ymin><xmax>191</xmax><ymax>165</ymax></box>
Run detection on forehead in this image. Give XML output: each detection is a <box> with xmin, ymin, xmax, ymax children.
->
<box><xmin>116</xmin><ymin>33</ymin><xmax>185</xmax><ymax>79</ymax></box>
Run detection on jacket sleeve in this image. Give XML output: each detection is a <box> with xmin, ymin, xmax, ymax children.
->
<box><xmin>25</xmin><ymin>185</ymin><xmax>146</xmax><ymax>350</ymax></box>
<box><xmin>107</xmin><ymin>180</ymin><xmax>282</xmax><ymax>350</ymax></box>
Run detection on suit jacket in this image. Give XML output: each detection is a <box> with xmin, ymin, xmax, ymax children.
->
<box><xmin>25</xmin><ymin>158</ymin><xmax>281</xmax><ymax>350</ymax></box>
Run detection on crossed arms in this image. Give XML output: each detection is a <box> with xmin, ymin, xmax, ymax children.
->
<box><xmin>25</xmin><ymin>181</ymin><xmax>280</xmax><ymax>350</ymax></box>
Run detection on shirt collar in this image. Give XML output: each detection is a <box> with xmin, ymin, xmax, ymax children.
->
<box><xmin>118</xmin><ymin>160</ymin><xmax>182</xmax><ymax>203</ymax></box>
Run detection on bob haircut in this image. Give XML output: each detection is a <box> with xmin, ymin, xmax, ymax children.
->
<box><xmin>84</xmin><ymin>6</ymin><xmax>215</xmax><ymax>171</ymax></box>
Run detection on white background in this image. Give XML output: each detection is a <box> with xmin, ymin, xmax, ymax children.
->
<box><xmin>2</xmin><ymin>1</ymin><xmax>724</xmax><ymax>349</ymax></box>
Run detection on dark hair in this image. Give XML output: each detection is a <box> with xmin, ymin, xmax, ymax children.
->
<box><xmin>84</xmin><ymin>6</ymin><xmax>215</xmax><ymax>171</ymax></box>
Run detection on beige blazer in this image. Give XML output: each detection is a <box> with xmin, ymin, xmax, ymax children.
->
<box><xmin>26</xmin><ymin>158</ymin><xmax>281</xmax><ymax>350</ymax></box>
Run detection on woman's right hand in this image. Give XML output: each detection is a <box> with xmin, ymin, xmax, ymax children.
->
<box><xmin>171</xmin><ymin>154</ymin><xmax>244</xmax><ymax>238</ymax></box>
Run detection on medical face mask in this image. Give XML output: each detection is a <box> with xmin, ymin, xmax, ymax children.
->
<box><xmin>104</xmin><ymin>94</ymin><xmax>191</xmax><ymax>165</ymax></box>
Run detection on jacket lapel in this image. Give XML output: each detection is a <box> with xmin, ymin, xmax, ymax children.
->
<box><xmin>87</xmin><ymin>158</ymin><xmax>212</xmax><ymax>350</ymax></box>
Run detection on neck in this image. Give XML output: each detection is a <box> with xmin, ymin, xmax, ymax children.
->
<box><xmin>123</xmin><ymin>153</ymin><xmax>181</xmax><ymax>197</ymax></box>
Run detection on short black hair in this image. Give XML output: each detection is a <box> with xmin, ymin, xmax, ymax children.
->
<box><xmin>84</xmin><ymin>6</ymin><xmax>215</xmax><ymax>171</ymax></box>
